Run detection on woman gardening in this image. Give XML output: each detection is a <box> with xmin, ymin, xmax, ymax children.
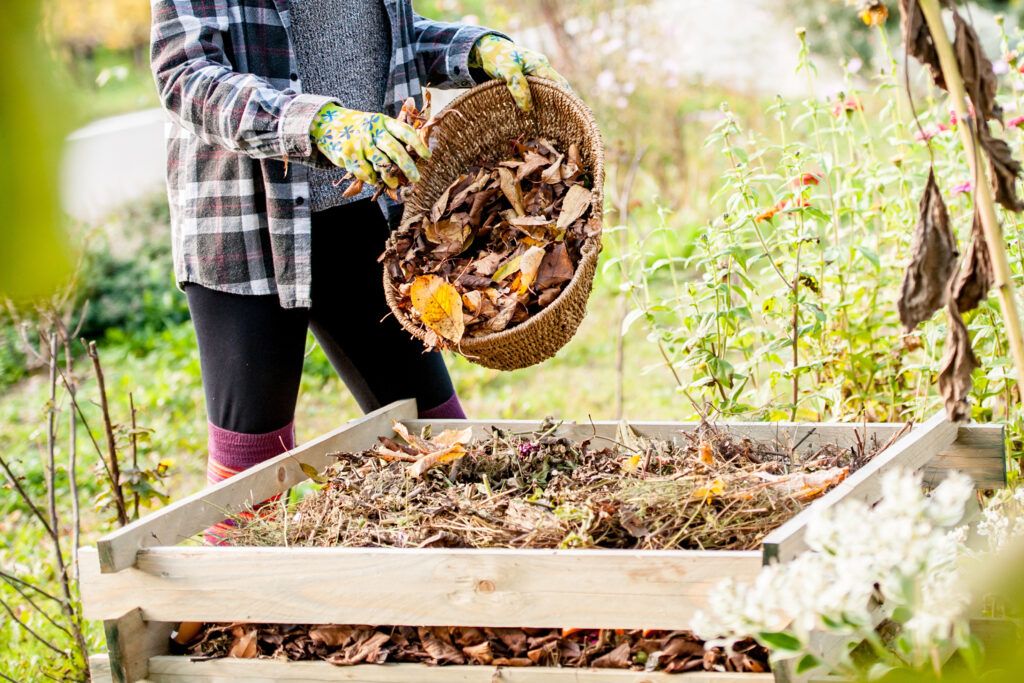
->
<box><xmin>149</xmin><ymin>0</ymin><xmax>568</xmax><ymax>543</ymax></box>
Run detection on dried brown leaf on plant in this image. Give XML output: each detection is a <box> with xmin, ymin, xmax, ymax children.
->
<box><xmin>938</xmin><ymin>298</ymin><xmax>979</xmax><ymax>422</ymax></box>
<box><xmin>953</xmin><ymin>12</ymin><xmax>1001</xmax><ymax>122</ymax></box>
<box><xmin>898</xmin><ymin>170</ymin><xmax>959</xmax><ymax>332</ymax></box>
<box><xmin>898</xmin><ymin>0</ymin><xmax>947</xmax><ymax>90</ymax></box>
<box><xmin>952</xmin><ymin>210</ymin><xmax>994</xmax><ymax>313</ymax></box>
<box><xmin>978</xmin><ymin>124</ymin><xmax>1024</xmax><ymax>212</ymax></box>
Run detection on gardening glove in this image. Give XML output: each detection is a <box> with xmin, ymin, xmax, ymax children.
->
<box><xmin>469</xmin><ymin>35</ymin><xmax>570</xmax><ymax>112</ymax></box>
<box><xmin>310</xmin><ymin>104</ymin><xmax>431</xmax><ymax>189</ymax></box>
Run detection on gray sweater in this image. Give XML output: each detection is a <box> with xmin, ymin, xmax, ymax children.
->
<box><xmin>290</xmin><ymin>0</ymin><xmax>393</xmax><ymax>212</ymax></box>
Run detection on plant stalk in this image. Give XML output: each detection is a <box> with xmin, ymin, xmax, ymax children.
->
<box><xmin>919</xmin><ymin>0</ymin><xmax>1024</xmax><ymax>396</ymax></box>
<box><xmin>87</xmin><ymin>341</ymin><xmax>129</xmax><ymax>526</ymax></box>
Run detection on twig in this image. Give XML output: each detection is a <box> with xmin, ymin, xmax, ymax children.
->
<box><xmin>919</xmin><ymin>0</ymin><xmax>1024</xmax><ymax>398</ymax></box>
<box><xmin>0</xmin><ymin>453</ymin><xmax>55</xmax><ymax>539</ymax></box>
<box><xmin>0</xmin><ymin>569</ymin><xmax>63</xmax><ymax>605</ymax></box>
<box><xmin>0</xmin><ymin>597</ymin><xmax>67</xmax><ymax>657</ymax></box>
<box><xmin>130</xmin><ymin>392</ymin><xmax>140</xmax><ymax>519</ymax></box>
<box><xmin>0</xmin><ymin>574</ymin><xmax>75</xmax><ymax>641</ymax></box>
<box><xmin>86</xmin><ymin>340</ymin><xmax>129</xmax><ymax>526</ymax></box>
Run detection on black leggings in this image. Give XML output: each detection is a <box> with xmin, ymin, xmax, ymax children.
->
<box><xmin>186</xmin><ymin>200</ymin><xmax>455</xmax><ymax>434</ymax></box>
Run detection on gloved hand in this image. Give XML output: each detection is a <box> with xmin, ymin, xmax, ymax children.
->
<box><xmin>469</xmin><ymin>35</ymin><xmax>569</xmax><ymax>112</ymax></box>
<box><xmin>310</xmin><ymin>104</ymin><xmax>431</xmax><ymax>188</ymax></box>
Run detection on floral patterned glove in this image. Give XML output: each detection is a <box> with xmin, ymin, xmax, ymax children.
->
<box><xmin>309</xmin><ymin>104</ymin><xmax>431</xmax><ymax>188</ymax></box>
<box><xmin>469</xmin><ymin>35</ymin><xmax>569</xmax><ymax>112</ymax></box>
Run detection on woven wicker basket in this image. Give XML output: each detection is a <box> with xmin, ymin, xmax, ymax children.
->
<box><xmin>384</xmin><ymin>77</ymin><xmax>605</xmax><ymax>371</ymax></box>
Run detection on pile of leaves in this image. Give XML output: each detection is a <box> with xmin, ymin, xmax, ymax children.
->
<box><xmin>187</xmin><ymin>624</ymin><xmax>768</xmax><ymax>674</ymax></box>
<box><xmin>382</xmin><ymin>137</ymin><xmax>598</xmax><ymax>349</ymax></box>
<box><xmin>226</xmin><ymin>419</ymin><xmax>890</xmax><ymax>552</ymax></box>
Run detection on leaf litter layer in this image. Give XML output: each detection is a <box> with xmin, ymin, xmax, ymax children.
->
<box><xmin>227</xmin><ymin>419</ymin><xmax>891</xmax><ymax>552</ymax></box>
<box><xmin>188</xmin><ymin>624</ymin><xmax>769</xmax><ymax>674</ymax></box>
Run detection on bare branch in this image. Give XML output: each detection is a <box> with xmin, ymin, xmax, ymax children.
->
<box><xmin>0</xmin><ymin>597</ymin><xmax>68</xmax><ymax>657</ymax></box>
<box><xmin>87</xmin><ymin>341</ymin><xmax>129</xmax><ymax>526</ymax></box>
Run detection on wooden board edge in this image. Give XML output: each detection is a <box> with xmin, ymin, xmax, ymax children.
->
<box><xmin>145</xmin><ymin>656</ymin><xmax>774</xmax><ymax>681</ymax></box>
<box><xmin>103</xmin><ymin>608</ymin><xmax>172</xmax><ymax>683</ymax></box>
<box><xmin>89</xmin><ymin>654</ymin><xmax>115</xmax><ymax>683</ymax></box>
<box><xmin>95</xmin><ymin>399</ymin><xmax>418</xmax><ymax>573</ymax></box>
<box><xmin>78</xmin><ymin>546</ymin><xmax>762</xmax><ymax>626</ymax></box>
<box><xmin>761</xmin><ymin>410</ymin><xmax>957</xmax><ymax>565</ymax></box>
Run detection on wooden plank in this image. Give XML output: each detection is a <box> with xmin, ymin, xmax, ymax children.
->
<box><xmin>145</xmin><ymin>657</ymin><xmax>772</xmax><ymax>682</ymax></box>
<box><xmin>79</xmin><ymin>545</ymin><xmax>761</xmax><ymax>630</ymax></box>
<box><xmin>102</xmin><ymin>608</ymin><xmax>172</xmax><ymax>683</ymax></box>
<box><xmin>95</xmin><ymin>400</ymin><xmax>418</xmax><ymax>573</ymax></box>
<box><xmin>89</xmin><ymin>654</ymin><xmax>115</xmax><ymax>683</ymax></box>
<box><xmin>761</xmin><ymin>411</ymin><xmax>958</xmax><ymax>564</ymax></box>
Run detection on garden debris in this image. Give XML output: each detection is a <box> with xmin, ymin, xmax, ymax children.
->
<box><xmin>225</xmin><ymin>420</ymin><xmax>885</xmax><ymax>552</ymax></box>
<box><xmin>187</xmin><ymin>623</ymin><xmax>769</xmax><ymax>674</ymax></box>
<box><xmin>383</xmin><ymin>137</ymin><xmax>597</xmax><ymax>349</ymax></box>
<box><xmin>898</xmin><ymin>170</ymin><xmax>958</xmax><ymax>332</ymax></box>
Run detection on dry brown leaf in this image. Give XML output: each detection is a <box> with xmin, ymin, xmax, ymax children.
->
<box><xmin>517</xmin><ymin>151</ymin><xmax>552</xmax><ymax>180</ymax></box>
<box><xmin>592</xmin><ymin>642</ymin><xmax>631</xmax><ymax>669</ymax></box>
<box><xmin>557</xmin><ymin>185</ymin><xmax>593</xmax><ymax>230</ymax></box>
<box><xmin>954</xmin><ymin>13</ymin><xmax>1000</xmax><ymax>122</ymax></box>
<box><xmin>938</xmin><ymin>299</ymin><xmax>978</xmax><ymax>422</ymax></box>
<box><xmin>472</xmin><ymin>252</ymin><xmax>505</xmax><ymax>276</ymax></box>
<box><xmin>979</xmin><ymin>124</ymin><xmax>1024</xmax><ymax>212</ymax></box>
<box><xmin>535</xmin><ymin>243</ymin><xmax>575</xmax><ymax>290</ymax></box>
<box><xmin>410</xmin><ymin>275</ymin><xmax>465</xmax><ymax>343</ymax></box>
<box><xmin>310</xmin><ymin>625</ymin><xmax>354</xmax><ymax>647</ymax></box>
<box><xmin>431</xmin><ymin>184</ymin><xmax>452</xmax><ymax>223</ymax></box>
<box><xmin>898</xmin><ymin>0</ymin><xmax>947</xmax><ymax>90</ymax></box>
<box><xmin>540</xmin><ymin>155</ymin><xmax>564</xmax><ymax>184</ymax></box>
<box><xmin>898</xmin><ymin>170</ymin><xmax>958</xmax><ymax>332</ymax></box>
<box><xmin>952</xmin><ymin>210</ymin><xmax>994</xmax><ymax>312</ymax></box>
<box><xmin>462</xmin><ymin>641</ymin><xmax>493</xmax><ymax>665</ymax></box>
<box><xmin>408</xmin><ymin>444</ymin><xmax>468</xmax><ymax>477</ymax></box>
<box><xmin>228</xmin><ymin>628</ymin><xmax>258</xmax><ymax>658</ymax></box>
<box><xmin>498</xmin><ymin>166</ymin><xmax>526</xmax><ymax>216</ymax></box>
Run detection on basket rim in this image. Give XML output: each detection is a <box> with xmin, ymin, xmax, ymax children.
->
<box><xmin>385</xmin><ymin>76</ymin><xmax>605</xmax><ymax>355</ymax></box>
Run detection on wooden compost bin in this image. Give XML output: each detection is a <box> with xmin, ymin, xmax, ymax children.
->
<box><xmin>80</xmin><ymin>399</ymin><xmax>1006</xmax><ymax>683</ymax></box>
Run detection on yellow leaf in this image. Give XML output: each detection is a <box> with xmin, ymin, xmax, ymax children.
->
<box><xmin>407</xmin><ymin>444</ymin><xmax>468</xmax><ymax>477</ymax></box>
<box><xmin>697</xmin><ymin>441</ymin><xmax>714</xmax><ymax>465</ymax></box>
<box><xmin>621</xmin><ymin>454</ymin><xmax>642</xmax><ymax>472</ymax></box>
<box><xmin>518</xmin><ymin>246</ymin><xmax>546</xmax><ymax>293</ymax></box>
<box><xmin>491</xmin><ymin>254</ymin><xmax>523</xmax><ymax>283</ymax></box>
<box><xmin>410</xmin><ymin>275</ymin><xmax>465</xmax><ymax>343</ymax></box>
<box><xmin>693</xmin><ymin>478</ymin><xmax>726</xmax><ymax>502</ymax></box>
<box><xmin>299</xmin><ymin>462</ymin><xmax>327</xmax><ymax>484</ymax></box>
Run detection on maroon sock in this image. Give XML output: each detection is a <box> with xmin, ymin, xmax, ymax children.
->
<box><xmin>204</xmin><ymin>421</ymin><xmax>295</xmax><ymax>545</ymax></box>
<box><xmin>419</xmin><ymin>393</ymin><xmax>467</xmax><ymax>419</ymax></box>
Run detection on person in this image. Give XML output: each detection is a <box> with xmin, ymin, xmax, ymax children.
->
<box><xmin>149</xmin><ymin>0</ymin><xmax>567</xmax><ymax>539</ymax></box>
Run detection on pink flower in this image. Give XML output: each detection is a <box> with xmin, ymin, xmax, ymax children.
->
<box><xmin>1009</xmin><ymin>115</ymin><xmax>1024</xmax><ymax>128</ymax></box>
<box><xmin>952</xmin><ymin>181</ymin><xmax>973</xmax><ymax>196</ymax></box>
<box><xmin>915</xmin><ymin>123</ymin><xmax>950</xmax><ymax>141</ymax></box>
<box><xmin>832</xmin><ymin>98</ymin><xmax>863</xmax><ymax>117</ymax></box>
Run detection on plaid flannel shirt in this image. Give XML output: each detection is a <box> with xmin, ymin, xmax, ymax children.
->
<box><xmin>151</xmin><ymin>0</ymin><xmax>503</xmax><ymax>308</ymax></box>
